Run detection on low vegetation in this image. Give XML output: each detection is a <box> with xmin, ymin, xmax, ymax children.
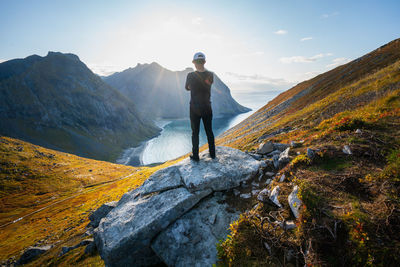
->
<box><xmin>216</xmin><ymin>56</ymin><xmax>400</xmax><ymax>265</ymax></box>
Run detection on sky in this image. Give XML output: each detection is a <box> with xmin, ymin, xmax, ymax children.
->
<box><xmin>1</xmin><ymin>0</ymin><xmax>399</xmax><ymax>95</ymax></box>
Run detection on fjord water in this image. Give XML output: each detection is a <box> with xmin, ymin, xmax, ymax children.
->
<box><xmin>117</xmin><ymin>90</ymin><xmax>283</xmax><ymax>166</ymax></box>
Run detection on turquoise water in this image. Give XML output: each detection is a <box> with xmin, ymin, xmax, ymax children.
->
<box><xmin>117</xmin><ymin>90</ymin><xmax>283</xmax><ymax>166</ymax></box>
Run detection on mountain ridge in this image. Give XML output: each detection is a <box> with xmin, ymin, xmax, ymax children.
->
<box><xmin>0</xmin><ymin>51</ymin><xmax>160</xmax><ymax>162</ymax></box>
<box><xmin>103</xmin><ymin>62</ymin><xmax>251</xmax><ymax>119</ymax></box>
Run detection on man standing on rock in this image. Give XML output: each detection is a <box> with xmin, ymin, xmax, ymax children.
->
<box><xmin>185</xmin><ymin>52</ymin><xmax>216</xmax><ymax>161</ymax></box>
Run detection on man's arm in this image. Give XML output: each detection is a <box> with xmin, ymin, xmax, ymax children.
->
<box><xmin>185</xmin><ymin>73</ymin><xmax>191</xmax><ymax>91</ymax></box>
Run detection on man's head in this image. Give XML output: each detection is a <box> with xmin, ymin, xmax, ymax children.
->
<box><xmin>192</xmin><ymin>52</ymin><xmax>206</xmax><ymax>70</ymax></box>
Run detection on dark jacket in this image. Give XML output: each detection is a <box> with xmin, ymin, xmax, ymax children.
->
<box><xmin>185</xmin><ymin>70</ymin><xmax>214</xmax><ymax>115</ymax></box>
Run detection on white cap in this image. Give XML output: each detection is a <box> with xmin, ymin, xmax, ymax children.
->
<box><xmin>193</xmin><ymin>52</ymin><xmax>206</xmax><ymax>61</ymax></box>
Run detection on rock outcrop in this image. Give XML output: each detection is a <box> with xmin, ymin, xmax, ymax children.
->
<box><xmin>93</xmin><ymin>146</ymin><xmax>260</xmax><ymax>266</ymax></box>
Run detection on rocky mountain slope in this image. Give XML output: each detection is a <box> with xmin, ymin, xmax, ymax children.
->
<box><xmin>103</xmin><ymin>63</ymin><xmax>250</xmax><ymax>119</ymax></box>
<box><xmin>0</xmin><ymin>52</ymin><xmax>160</xmax><ymax>162</ymax></box>
<box><xmin>1</xmin><ymin>39</ymin><xmax>399</xmax><ymax>266</ymax></box>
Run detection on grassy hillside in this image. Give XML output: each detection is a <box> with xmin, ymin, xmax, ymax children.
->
<box><xmin>0</xmin><ymin>135</ymin><xmax>183</xmax><ymax>266</ymax></box>
<box><xmin>215</xmin><ymin>40</ymin><xmax>400</xmax><ymax>266</ymax></box>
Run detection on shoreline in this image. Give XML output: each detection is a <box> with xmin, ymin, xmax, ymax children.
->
<box><xmin>116</xmin><ymin>120</ymin><xmax>172</xmax><ymax>166</ymax></box>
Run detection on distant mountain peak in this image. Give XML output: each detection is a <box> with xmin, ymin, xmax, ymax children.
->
<box><xmin>46</xmin><ymin>51</ymin><xmax>80</xmax><ymax>61</ymax></box>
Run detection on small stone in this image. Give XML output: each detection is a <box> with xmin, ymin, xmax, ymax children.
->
<box><xmin>307</xmin><ymin>148</ymin><xmax>315</xmax><ymax>159</ymax></box>
<box><xmin>343</xmin><ymin>145</ymin><xmax>352</xmax><ymax>155</ymax></box>
<box><xmin>257</xmin><ymin>142</ymin><xmax>274</xmax><ymax>154</ymax></box>
<box><xmin>265</xmin><ymin>179</ymin><xmax>272</xmax><ymax>185</ymax></box>
<box><xmin>17</xmin><ymin>245</ymin><xmax>52</xmax><ymax>265</ymax></box>
<box><xmin>240</xmin><ymin>193</ymin><xmax>252</xmax><ymax>199</ymax></box>
<box><xmin>257</xmin><ymin>188</ymin><xmax>270</xmax><ymax>202</ymax></box>
<box><xmin>252</xmin><ymin>189</ymin><xmax>260</xmax><ymax>196</ymax></box>
<box><xmin>269</xmin><ymin>186</ymin><xmax>282</xmax><ymax>208</ymax></box>
<box><xmin>273</xmin><ymin>143</ymin><xmax>290</xmax><ymax>152</ymax></box>
<box><xmin>355</xmin><ymin>129</ymin><xmax>362</xmax><ymax>134</ymax></box>
<box><xmin>290</xmin><ymin>141</ymin><xmax>300</xmax><ymax>148</ymax></box>
<box><xmin>288</xmin><ymin>186</ymin><xmax>302</xmax><ymax>218</ymax></box>
<box><xmin>279</xmin><ymin>174</ymin><xmax>286</xmax><ymax>182</ymax></box>
<box><xmin>251</xmin><ymin>181</ymin><xmax>259</xmax><ymax>187</ymax></box>
<box><xmin>296</xmin><ymin>151</ymin><xmax>301</xmax><ymax>155</ymax></box>
<box><xmin>258</xmin><ymin>173</ymin><xmax>263</xmax><ymax>182</ymax></box>
<box><xmin>265</xmin><ymin>172</ymin><xmax>275</xmax><ymax>177</ymax></box>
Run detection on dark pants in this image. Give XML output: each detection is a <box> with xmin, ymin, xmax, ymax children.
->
<box><xmin>190</xmin><ymin>108</ymin><xmax>215</xmax><ymax>157</ymax></box>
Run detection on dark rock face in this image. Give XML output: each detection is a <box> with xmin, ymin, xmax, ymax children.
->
<box><xmin>0</xmin><ymin>52</ymin><xmax>160</xmax><ymax>161</ymax></box>
<box><xmin>103</xmin><ymin>63</ymin><xmax>250</xmax><ymax>119</ymax></box>
<box><xmin>89</xmin><ymin>201</ymin><xmax>118</xmax><ymax>228</ymax></box>
<box><xmin>16</xmin><ymin>245</ymin><xmax>52</xmax><ymax>265</ymax></box>
<box><xmin>94</xmin><ymin>146</ymin><xmax>260</xmax><ymax>266</ymax></box>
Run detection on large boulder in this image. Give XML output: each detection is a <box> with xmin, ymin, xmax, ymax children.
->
<box><xmin>94</xmin><ymin>146</ymin><xmax>261</xmax><ymax>266</ymax></box>
<box><xmin>94</xmin><ymin>187</ymin><xmax>211</xmax><ymax>267</ymax></box>
<box><xmin>179</xmin><ymin>146</ymin><xmax>261</xmax><ymax>191</ymax></box>
<box><xmin>152</xmin><ymin>193</ymin><xmax>240</xmax><ymax>266</ymax></box>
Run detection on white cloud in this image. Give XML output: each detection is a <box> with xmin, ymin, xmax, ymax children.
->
<box><xmin>87</xmin><ymin>63</ymin><xmax>124</xmax><ymax>76</ymax></box>
<box><xmin>280</xmin><ymin>53</ymin><xmax>332</xmax><ymax>64</ymax></box>
<box><xmin>191</xmin><ymin>17</ymin><xmax>203</xmax><ymax>25</ymax></box>
<box><xmin>300</xmin><ymin>37</ymin><xmax>313</xmax><ymax>42</ymax></box>
<box><xmin>224</xmin><ymin>72</ymin><xmax>292</xmax><ymax>87</ymax></box>
<box><xmin>274</xmin><ymin>29</ymin><xmax>288</xmax><ymax>35</ymax></box>
<box><xmin>326</xmin><ymin>57</ymin><xmax>351</xmax><ymax>68</ymax></box>
<box><xmin>321</xmin><ymin>12</ymin><xmax>339</xmax><ymax>19</ymax></box>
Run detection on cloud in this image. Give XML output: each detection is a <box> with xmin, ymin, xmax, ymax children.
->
<box><xmin>224</xmin><ymin>72</ymin><xmax>293</xmax><ymax>87</ymax></box>
<box><xmin>321</xmin><ymin>12</ymin><xmax>339</xmax><ymax>19</ymax></box>
<box><xmin>300</xmin><ymin>37</ymin><xmax>313</xmax><ymax>42</ymax></box>
<box><xmin>326</xmin><ymin>57</ymin><xmax>351</xmax><ymax>68</ymax></box>
<box><xmin>280</xmin><ymin>53</ymin><xmax>332</xmax><ymax>64</ymax></box>
<box><xmin>191</xmin><ymin>17</ymin><xmax>203</xmax><ymax>25</ymax></box>
<box><xmin>274</xmin><ymin>29</ymin><xmax>288</xmax><ymax>35</ymax></box>
<box><xmin>87</xmin><ymin>63</ymin><xmax>124</xmax><ymax>76</ymax></box>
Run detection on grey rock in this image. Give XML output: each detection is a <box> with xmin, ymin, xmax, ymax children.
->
<box><xmin>279</xmin><ymin>174</ymin><xmax>286</xmax><ymax>182</ymax></box>
<box><xmin>355</xmin><ymin>128</ymin><xmax>362</xmax><ymax>134</ymax></box>
<box><xmin>307</xmin><ymin>148</ymin><xmax>315</xmax><ymax>159</ymax></box>
<box><xmin>151</xmin><ymin>195</ymin><xmax>240</xmax><ymax>267</ymax></box>
<box><xmin>257</xmin><ymin>188</ymin><xmax>270</xmax><ymax>202</ymax></box>
<box><xmin>248</xmin><ymin>152</ymin><xmax>262</xmax><ymax>160</ymax></box>
<box><xmin>278</xmin><ymin>147</ymin><xmax>290</xmax><ymax>165</ymax></box>
<box><xmin>89</xmin><ymin>201</ymin><xmax>118</xmax><ymax>228</ymax></box>
<box><xmin>267</xmin><ymin>150</ymin><xmax>282</xmax><ymax>157</ymax></box>
<box><xmin>265</xmin><ymin>172</ymin><xmax>275</xmax><ymax>177</ymax></box>
<box><xmin>272</xmin><ymin>154</ymin><xmax>280</xmax><ymax>169</ymax></box>
<box><xmin>273</xmin><ymin>143</ymin><xmax>290</xmax><ymax>152</ymax></box>
<box><xmin>140</xmin><ymin>166</ymin><xmax>182</xmax><ymax>195</ymax></box>
<box><xmin>257</xmin><ymin>142</ymin><xmax>274</xmax><ymax>154</ymax></box>
<box><xmin>16</xmin><ymin>245</ymin><xmax>52</xmax><ymax>265</ymax></box>
<box><xmin>343</xmin><ymin>145</ymin><xmax>352</xmax><ymax>155</ymax></box>
<box><xmin>179</xmin><ymin>146</ymin><xmax>260</xmax><ymax>192</ymax></box>
<box><xmin>94</xmin><ymin>188</ymin><xmax>211</xmax><ymax>267</ymax></box>
<box><xmin>270</xmin><ymin>186</ymin><xmax>282</xmax><ymax>208</ymax></box>
<box><xmin>252</xmin><ymin>189</ymin><xmax>261</xmax><ymax>196</ymax></box>
<box><xmin>240</xmin><ymin>193</ymin><xmax>252</xmax><ymax>199</ymax></box>
<box><xmin>288</xmin><ymin>186</ymin><xmax>302</xmax><ymax>218</ymax></box>
<box><xmin>265</xmin><ymin>179</ymin><xmax>272</xmax><ymax>185</ymax></box>
<box><xmin>276</xmin><ymin>220</ymin><xmax>297</xmax><ymax>230</ymax></box>
<box><xmin>251</xmin><ymin>181</ymin><xmax>259</xmax><ymax>187</ymax></box>
<box><xmin>290</xmin><ymin>141</ymin><xmax>301</xmax><ymax>148</ymax></box>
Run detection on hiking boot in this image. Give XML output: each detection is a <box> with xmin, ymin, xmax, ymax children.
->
<box><xmin>190</xmin><ymin>154</ymin><xmax>200</xmax><ymax>161</ymax></box>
